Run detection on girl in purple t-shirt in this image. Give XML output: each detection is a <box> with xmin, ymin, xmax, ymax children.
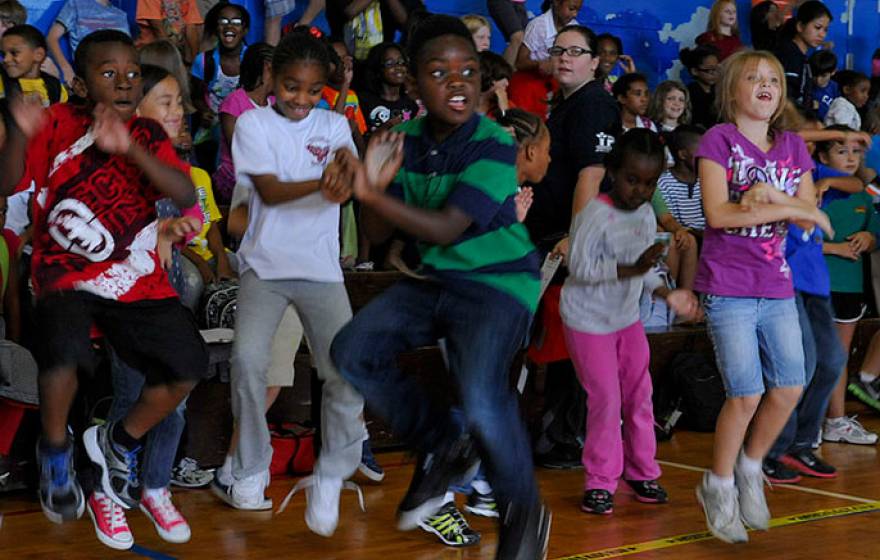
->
<box><xmin>694</xmin><ymin>50</ymin><xmax>833</xmax><ymax>544</ymax></box>
<box><xmin>213</xmin><ymin>43</ymin><xmax>275</xmax><ymax>204</ymax></box>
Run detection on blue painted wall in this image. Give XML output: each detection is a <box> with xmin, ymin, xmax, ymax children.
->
<box><xmin>21</xmin><ymin>0</ymin><xmax>880</xmax><ymax>86</ymax></box>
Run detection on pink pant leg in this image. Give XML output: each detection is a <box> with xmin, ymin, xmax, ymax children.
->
<box><xmin>617</xmin><ymin>321</ymin><xmax>661</xmax><ymax>482</ymax></box>
<box><xmin>563</xmin><ymin>325</ymin><xmax>623</xmax><ymax>493</ymax></box>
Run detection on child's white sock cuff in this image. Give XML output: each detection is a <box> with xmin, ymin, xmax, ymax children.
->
<box><xmin>706</xmin><ymin>472</ymin><xmax>735</xmax><ymax>489</ymax></box>
<box><xmin>737</xmin><ymin>450</ymin><xmax>762</xmax><ymax>475</ymax></box>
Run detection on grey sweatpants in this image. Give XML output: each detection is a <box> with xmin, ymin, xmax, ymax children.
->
<box><xmin>231</xmin><ymin>270</ymin><xmax>366</xmax><ymax>481</ymax></box>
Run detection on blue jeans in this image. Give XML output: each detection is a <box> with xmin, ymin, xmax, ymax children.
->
<box><xmin>331</xmin><ymin>279</ymin><xmax>539</xmax><ymax>510</ymax></box>
<box><xmin>703</xmin><ymin>295</ymin><xmax>805</xmax><ymax>397</ymax></box>
<box><xmin>107</xmin><ymin>347</ymin><xmax>185</xmax><ymax>490</ymax></box>
<box><xmin>770</xmin><ymin>291</ymin><xmax>846</xmax><ymax>457</ymax></box>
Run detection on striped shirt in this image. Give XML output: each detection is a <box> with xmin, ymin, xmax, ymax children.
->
<box><xmin>388</xmin><ymin>114</ymin><xmax>541</xmax><ymax>312</ymax></box>
<box><xmin>656</xmin><ymin>170</ymin><xmax>706</xmax><ymax>230</ymax></box>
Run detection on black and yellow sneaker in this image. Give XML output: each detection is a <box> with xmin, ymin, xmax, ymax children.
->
<box><xmin>418</xmin><ymin>502</ymin><xmax>480</xmax><ymax>547</ymax></box>
<box><xmin>464</xmin><ymin>490</ymin><xmax>499</xmax><ymax>518</ymax></box>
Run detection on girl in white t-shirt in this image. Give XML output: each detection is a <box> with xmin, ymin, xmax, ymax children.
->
<box><xmin>211</xmin><ymin>32</ymin><xmax>367</xmax><ymax>539</ymax></box>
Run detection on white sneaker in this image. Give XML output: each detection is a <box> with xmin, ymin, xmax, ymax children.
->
<box><xmin>734</xmin><ymin>453</ymin><xmax>770</xmax><ymax>531</ymax></box>
<box><xmin>87</xmin><ymin>491</ymin><xmax>134</xmax><ymax>550</ymax></box>
<box><xmin>696</xmin><ymin>473</ymin><xmax>748</xmax><ymax>544</ymax></box>
<box><xmin>211</xmin><ymin>469</ymin><xmax>272</xmax><ymax>511</ymax></box>
<box><xmin>277</xmin><ymin>475</ymin><xmax>365</xmax><ymax>537</ymax></box>
<box><xmin>823</xmin><ymin>416</ymin><xmax>879</xmax><ymax>445</ymax></box>
<box><xmin>140</xmin><ymin>488</ymin><xmax>191</xmax><ymax>543</ymax></box>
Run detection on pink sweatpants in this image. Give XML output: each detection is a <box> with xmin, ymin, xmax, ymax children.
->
<box><xmin>563</xmin><ymin>321</ymin><xmax>661</xmax><ymax>493</ymax></box>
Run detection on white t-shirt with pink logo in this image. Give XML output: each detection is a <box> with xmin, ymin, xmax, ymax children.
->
<box><xmin>233</xmin><ymin>105</ymin><xmax>356</xmax><ymax>282</ymax></box>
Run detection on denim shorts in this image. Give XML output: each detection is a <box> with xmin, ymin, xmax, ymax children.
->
<box><xmin>703</xmin><ymin>295</ymin><xmax>805</xmax><ymax>397</ymax></box>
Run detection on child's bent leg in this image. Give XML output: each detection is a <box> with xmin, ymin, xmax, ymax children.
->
<box><xmin>231</xmin><ymin>271</ymin><xmax>290</xmax><ymax>479</ymax></box>
<box><xmin>617</xmin><ymin>322</ymin><xmax>661</xmax><ymax>483</ymax></box>
<box><xmin>563</xmin><ymin>326</ymin><xmax>624</xmax><ymax>493</ymax></box>
<box><xmin>285</xmin><ymin>280</ymin><xmax>365</xmax><ymax>481</ymax></box>
<box><xmin>39</xmin><ymin>366</ymin><xmax>80</xmax><ymax>447</ymax></box>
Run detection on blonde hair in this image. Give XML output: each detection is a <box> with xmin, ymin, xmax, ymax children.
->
<box><xmin>707</xmin><ymin>0</ymin><xmax>739</xmax><ymax>38</ymax></box>
<box><xmin>648</xmin><ymin>80</ymin><xmax>692</xmax><ymax>126</ymax></box>
<box><xmin>139</xmin><ymin>40</ymin><xmax>196</xmax><ymax>114</ymax></box>
<box><xmin>716</xmin><ymin>49</ymin><xmax>786</xmax><ymax>128</ymax></box>
<box><xmin>461</xmin><ymin>14</ymin><xmax>490</xmax><ymax>35</ymax></box>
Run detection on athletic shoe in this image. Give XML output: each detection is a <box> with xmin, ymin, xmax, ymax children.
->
<box><xmin>171</xmin><ymin>457</ymin><xmax>214</xmax><ymax>488</ymax></box>
<box><xmin>734</xmin><ymin>453</ymin><xmax>769</xmax><ymax>531</ymax></box>
<box><xmin>496</xmin><ymin>501</ymin><xmax>552</xmax><ymax>560</ymax></box>
<box><xmin>696</xmin><ymin>473</ymin><xmax>748</xmax><ymax>544</ymax></box>
<box><xmin>87</xmin><ymin>491</ymin><xmax>133</xmax><ymax>550</ymax></box>
<box><xmin>358</xmin><ymin>441</ymin><xmax>385</xmax><ymax>483</ymax></box>
<box><xmin>211</xmin><ymin>469</ymin><xmax>272</xmax><ymax>511</ymax></box>
<box><xmin>276</xmin><ymin>475</ymin><xmax>365</xmax><ymax>537</ymax></box>
<box><xmin>464</xmin><ymin>489</ymin><xmax>499</xmax><ymax>518</ymax></box>
<box><xmin>822</xmin><ymin>416</ymin><xmax>878</xmax><ymax>445</ymax></box>
<box><xmin>762</xmin><ymin>457</ymin><xmax>802</xmax><ymax>484</ymax></box>
<box><xmin>84</xmin><ymin>423</ymin><xmax>142</xmax><ymax>510</ymax></box>
<box><xmin>781</xmin><ymin>450</ymin><xmax>837</xmax><ymax>479</ymax></box>
<box><xmin>848</xmin><ymin>378</ymin><xmax>880</xmax><ymax>413</ymax></box>
<box><xmin>625</xmin><ymin>479</ymin><xmax>669</xmax><ymax>503</ymax></box>
<box><xmin>397</xmin><ymin>434</ymin><xmax>479</xmax><ymax>531</ymax></box>
<box><xmin>37</xmin><ymin>436</ymin><xmax>85</xmax><ymax>523</ymax></box>
<box><xmin>140</xmin><ymin>488</ymin><xmax>191</xmax><ymax>543</ymax></box>
<box><xmin>418</xmin><ymin>501</ymin><xmax>480</xmax><ymax>547</ymax></box>
<box><xmin>581</xmin><ymin>489</ymin><xmax>614</xmax><ymax>514</ymax></box>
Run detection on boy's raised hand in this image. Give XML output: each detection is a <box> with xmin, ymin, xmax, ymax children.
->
<box><xmin>9</xmin><ymin>94</ymin><xmax>47</xmax><ymax>139</ymax></box>
<box><xmin>93</xmin><ymin>103</ymin><xmax>132</xmax><ymax>155</ymax></box>
<box><xmin>365</xmin><ymin>130</ymin><xmax>404</xmax><ymax>191</ymax></box>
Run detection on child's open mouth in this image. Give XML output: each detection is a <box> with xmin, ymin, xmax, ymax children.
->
<box><xmin>757</xmin><ymin>92</ymin><xmax>773</xmax><ymax>102</ymax></box>
<box><xmin>447</xmin><ymin>95</ymin><xmax>467</xmax><ymax>111</ymax></box>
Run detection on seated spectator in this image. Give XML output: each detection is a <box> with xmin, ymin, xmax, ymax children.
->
<box><xmin>136</xmin><ymin>0</ymin><xmax>203</xmax><ymax>64</ymax></box>
<box><xmin>774</xmin><ymin>1</ymin><xmax>832</xmax><ymax>111</ymax></box>
<box><xmin>478</xmin><ymin>51</ymin><xmax>514</xmax><ymax>119</ymax></box>
<box><xmin>214</xmin><ymin>42</ymin><xmax>274</xmax><ymax>205</ymax></box>
<box><xmin>749</xmin><ymin>0</ymin><xmax>783</xmax><ymax>52</ymax></box>
<box><xmin>596</xmin><ymin>33</ymin><xmax>635</xmax><ymax>93</ymax></box>
<box><xmin>0</xmin><ymin>0</ymin><xmax>25</xmax><ymax>38</ymax></box>
<box><xmin>191</xmin><ymin>1</ymin><xmax>249</xmax><ymax>116</ymax></box>
<box><xmin>358</xmin><ymin>41</ymin><xmax>418</xmax><ymax>134</ymax></box>
<box><xmin>488</xmin><ymin>0</ymin><xmax>528</xmax><ymax>66</ymax></box>
<box><xmin>613</xmin><ymin>73</ymin><xmax>656</xmax><ymax>132</ymax></box>
<box><xmin>140</xmin><ymin>38</ymin><xmax>196</xmax><ymax>114</ymax></box>
<box><xmin>648</xmin><ymin>80</ymin><xmax>691</xmax><ymax>133</ymax></box>
<box><xmin>461</xmin><ymin>14</ymin><xmax>491</xmax><ymax>52</ymax></box>
<box><xmin>810</xmin><ymin>49</ymin><xmax>839</xmax><ymax>121</ymax></box>
<box><xmin>825</xmin><ymin>70</ymin><xmax>870</xmax><ymax>131</ymax></box>
<box><xmin>515</xmin><ymin>0</ymin><xmax>580</xmax><ymax>75</ymax></box>
<box><xmin>680</xmin><ymin>44</ymin><xmax>720</xmax><ymax>130</ymax></box>
<box><xmin>0</xmin><ymin>25</ymin><xmax>67</xmax><ymax>107</ymax></box>
<box><xmin>656</xmin><ymin>125</ymin><xmax>706</xmax><ymax>233</ymax></box>
<box><xmin>47</xmin><ymin>0</ymin><xmax>130</xmax><ymax>84</ymax></box>
<box><xmin>696</xmin><ymin>0</ymin><xmax>743</xmax><ymax>61</ymax></box>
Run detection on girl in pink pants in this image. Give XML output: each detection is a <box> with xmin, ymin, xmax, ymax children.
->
<box><xmin>560</xmin><ymin>129</ymin><xmax>699</xmax><ymax>515</ymax></box>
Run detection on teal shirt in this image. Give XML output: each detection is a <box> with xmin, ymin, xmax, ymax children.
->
<box><xmin>823</xmin><ymin>190</ymin><xmax>880</xmax><ymax>293</ymax></box>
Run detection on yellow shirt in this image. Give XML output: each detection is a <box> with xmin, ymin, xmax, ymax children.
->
<box><xmin>188</xmin><ymin>166</ymin><xmax>222</xmax><ymax>261</ymax></box>
<box><xmin>0</xmin><ymin>76</ymin><xmax>68</xmax><ymax>107</ymax></box>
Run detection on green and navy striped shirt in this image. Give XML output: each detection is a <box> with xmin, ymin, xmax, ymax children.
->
<box><xmin>388</xmin><ymin>114</ymin><xmax>541</xmax><ymax>312</ymax></box>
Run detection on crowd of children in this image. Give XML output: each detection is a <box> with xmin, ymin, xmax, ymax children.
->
<box><xmin>2</xmin><ymin>0</ymin><xmax>880</xmax><ymax>557</ymax></box>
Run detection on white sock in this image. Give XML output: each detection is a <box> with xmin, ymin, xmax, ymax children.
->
<box><xmin>471</xmin><ymin>479</ymin><xmax>492</xmax><ymax>495</ymax></box>
<box><xmin>859</xmin><ymin>371</ymin><xmax>877</xmax><ymax>384</ymax></box>
<box><xmin>443</xmin><ymin>491</ymin><xmax>455</xmax><ymax>504</ymax></box>
<box><xmin>737</xmin><ymin>451</ymin><xmax>762</xmax><ymax>475</ymax></box>
<box><xmin>706</xmin><ymin>472</ymin><xmax>735</xmax><ymax>489</ymax></box>
<box><xmin>144</xmin><ymin>487</ymin><xmax>166</xmax><ymax>501</ymax></box>
<box><xmin>826</xmin><ymin>416</ymin><xmax>845</xmax><ymax>426</ymax></box>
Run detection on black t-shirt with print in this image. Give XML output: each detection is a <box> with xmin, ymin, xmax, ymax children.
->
<box><xmin>525</xmin><ymin>79</ymin><xmax>621</xmax><ymax>251</ymax></box>
<box><xmin>359</xmin><ymin>91</ymin><xmax>419</xmax><ymax>132</ymax></box>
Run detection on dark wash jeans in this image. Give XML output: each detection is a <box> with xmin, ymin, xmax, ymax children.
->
<box><xmin>770</xmin><ymin>291</ymin><xmax>846</xmax><ymax>457</ymax></box>
<box><xmin>331</xmin><ymin>278</ymin><xmax>540</xmax><ymax>510</ymax></box>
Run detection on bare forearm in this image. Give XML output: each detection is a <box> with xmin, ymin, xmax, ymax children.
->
<box><xmin>127</xmin><ymin>143</ymin><xmax>195</xmax><ymax>207</ymax></box>
<box><xmin>299</xmin><ymin>0</ymin><xmax>326</xmax><ymax>25</ymax></box>
<box><xmin>360</xmin><ymin>205</ymin><xmax>395</xmax><ymax>244</ymax></box>
<box><xmin>515</xmin><ymin>45</ymin><xmax>539</xmax><ymax>72</ymax></box>
<box><xmin>707</xmin><ymin>201</ymin><xmax>816</xmax><ymax>229</ymax></box>
<box><xmin>0</xmin><ymin>127</ymin><xmax>27</xmax><ymax>195</ymax></box>
<box><xmin>253</xmin><ymin>176</ymin><xmax>321</xmax><ymax>205</ymax></box>
<box><xmin>363</xmin><ymin>193</ymin><xmax>469</xmax><ymax>246</ymax></box>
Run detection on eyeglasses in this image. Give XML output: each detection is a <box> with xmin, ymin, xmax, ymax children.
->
<box><xmin>548</xmin><ymin>46</ymin><xmax>592</xmax><ymax>58</ymax></box>
<box><xmin>382</xmin><ymin>58</ymin><xmax>407</xmax><ymax>68</ymax></box>
<box><xmin>218</xmin><ymin>17</ymin><xmax>244</xmax><ymax>26</ymax></box>
<box><xmin>697</xmin><ymin>66</ymin><xmax>719</xmax><ymax>74</ymax></box>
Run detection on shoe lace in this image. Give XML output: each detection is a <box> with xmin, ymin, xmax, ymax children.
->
<box><xmin>149</xmin><ymin>489</ymin><xmax>184</xmax><ymax>524</ymax></box>
<box><xmin>445</xmin><ymin>505</ymin><xmax>472</xmax><ymax>535</ymax></box>
<box><xmin>97</xmin><ymin>494</ymin><xmax>128</xmax><ymax>530</ymax></box>
<box><xmin>48</xmin><ymin>451</ymin><xmax>70</xmax><ymax>488</ymax></box>
<box><xmin>845</xmin><ymin>415</ymin><xmax>872</xmax><ymax>436</ymax></box>
<box><xmin>123</xmin><ymin>447</ymin><xmax>141</xmax><ymax>484</ymax></box>
<box><xmin>276</xmin><ymin>476</ymin><xmax>366</xmax><ymax>515</ymax></box>
<box><xmin>177</xmin><ymin>457</ymin><xmax>197</xmax><ymax>476</ymax></box>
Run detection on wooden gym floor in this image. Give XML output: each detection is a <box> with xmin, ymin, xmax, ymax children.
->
<box><xmin>2</xmin><ymin>410</ymin><xmax>880</xmax><ymax>559</ymax></box>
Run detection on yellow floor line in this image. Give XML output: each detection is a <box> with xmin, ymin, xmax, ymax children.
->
<box><xmin>553</xmin><ymin>501</ymin><xmax>880</xmax><ymax>560</ymax></box>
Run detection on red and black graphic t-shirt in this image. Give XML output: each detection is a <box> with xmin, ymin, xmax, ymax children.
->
<box><xmin>17</xmin><ymin>103</ymin><xmax>186</xmax><ymax>302</ymax></box>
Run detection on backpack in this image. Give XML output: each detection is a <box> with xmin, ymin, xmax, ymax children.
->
<box><xmin>200</xmin><ymin>279</ymin><xmax>238</xmax><ymax>330</ymax></box>
<box><xmin>666</xmin><ymin>352</ymin><xmax>726</xmax><ymax>432</ymax></box>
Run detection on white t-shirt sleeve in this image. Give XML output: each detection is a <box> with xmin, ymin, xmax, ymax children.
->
<box><xmin>523</xmin><ymin>12</ymin><xmax>551</xmax><ymax>60</ymax></box>
<box><xmin>824</xmin><ymin>97</ymin><xmax>859</xmax><ymax>129</ymax></box>
<box><xmin>232</xmin><ymin>111</ymin><xmax>274</xmax><ymax>188</ymax></box>
<box><xmin>230</xmin><ymin>181</ymin><xmax>251</xmax><ymax>210</ymax></box>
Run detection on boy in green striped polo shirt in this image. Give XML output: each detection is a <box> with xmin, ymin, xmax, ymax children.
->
<box><xmin>329</xmin><ymin>14</ymin><xmax>550</xmax><ymax>560</ymax></box>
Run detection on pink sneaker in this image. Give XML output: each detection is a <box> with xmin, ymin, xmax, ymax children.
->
<box><xmin>139</xmin><ymin>488</ymin><xmax>192</xmax><ymax>543</ymax></box>
<box><xmin>87</xmin><ymin>491</ymin><xmax>134</xmax><ymax>550</ymax></box>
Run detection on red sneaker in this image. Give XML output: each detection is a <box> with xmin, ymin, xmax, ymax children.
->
<box><xmin>140</xmin><ymin>488</ymin><xmax>191</xmax><ymax>543</ymax></box>
<box><xmin>87</xmin><ymin>491</ymin><xmax>134</xmax><ymax>550</ymax></box>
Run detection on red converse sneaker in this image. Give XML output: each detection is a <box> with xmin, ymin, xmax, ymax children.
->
<box><xmin>139</xmin><ymin>488</ymin><xmax>191</xmax><ymax>543</ymax></box>
<box><xmin>87</xmin><ymin>491</ymin><xmax>134</xmax><ymax>550</ymax></box>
